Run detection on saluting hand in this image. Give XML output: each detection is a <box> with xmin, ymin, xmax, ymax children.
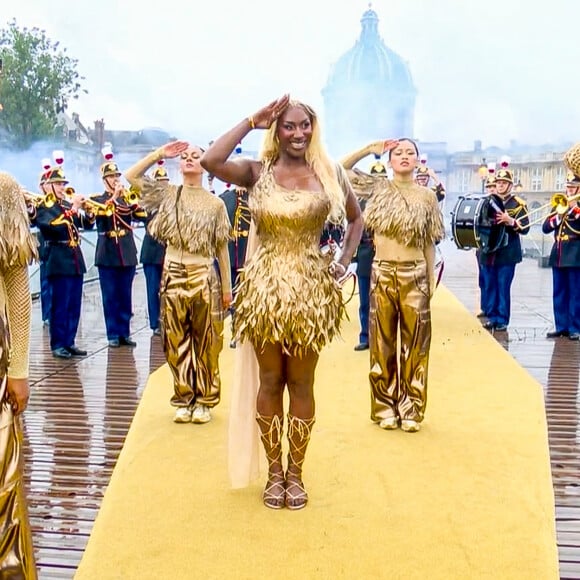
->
<box><xmin>250</xmin><ymin>94</ymin><xmax>291</xmax><ymax>130</ymax></box>
<box><xmin>368</xmin><ymin>139</ymin><xmax>399</xmax><ymax>157</ymax></box>
<box><xmin>159</xmin><ymin>140</ymin><xmax>189</xmax><ymax>160</ymax></box>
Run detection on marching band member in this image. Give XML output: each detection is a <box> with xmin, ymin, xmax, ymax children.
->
<box><xmin>0</xmin><ymin>171</ymin><xmax>38</xmax><ymax>578</ymax></box>
<box><xmin>29</xmin><ymin>156</ymin><xmax>95</xmax><ymax>359</ymax></box>
<box><xmin>220</xmin><ymin>181</ymin><xmax>250</xmax><ymax>348</ymax></box>
<box><xmin>339</xmin><ymin>140</ymin><xmax>396</xmax><ymax>352</ymax></box>
<box><xmin>139</xmin><ymin>162</ymin><xmax>168</xmax><ymax>336</ymax></box>
<box><xmin>220</xmin><ymin>182</ymin><xmax>250</xmax><ymax>295</ymax></box>
<box><xmin>481</xmin><ymin>159</ymin><xmax>530</xmax><ymax>332</ymax></box>
<box><xmin>37</xmin><ymin>157</ymin><xmax>53</xmax><ymax>327</ymax></box>
<box><xmin>364</xmin><ymin>138</ymin><xmax>445</xmax><ymax>432</ymax></box>
<box><xmin>477</xmin><ymin>172</ymin><xmax>498</xmax><ymax>319</ymax></box>
<box><xmin>542</xmin><ymin>170</ymin><xmax>580</xmax><ymax>340</ymax></box>
<box><xmin>414</xmin><ymin>155</ymin><xmax>446</xmax><ymax>202</ymax></box>
<box><xmin>201</xmin><ymin>95</ymin><xmax>362</xmax><ymax>510</ymax></box>
<box><xmin>91</xmin><ymin>147</ymin><xmax>148</xmax><ymax>348</ymax></box>
<box><xmin>125</xmin><ymin>142</ymin><xmax>231</xmax><ymax>425</ymax></box>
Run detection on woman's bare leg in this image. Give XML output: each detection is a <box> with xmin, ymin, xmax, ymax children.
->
<box><xmin>285</xmin><ymin>349</ymin><xmax>319</xmax><ymax>509</ymax></box>
<box><xmin>255</xmin><ymin>343</ymin><xmax>286</xmax><ymax>508</ymax></box>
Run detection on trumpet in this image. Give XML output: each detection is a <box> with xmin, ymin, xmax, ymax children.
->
<box><xmin>517</xmin><ymin>192</ymin><xmax>580</xmax><ymax>227</ymax></box>
<box><xmin>80</xmin><ymin>196</ymin><xmax>114</xmax><ymax>217</ymax></box>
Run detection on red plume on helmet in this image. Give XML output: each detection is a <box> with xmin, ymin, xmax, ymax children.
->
<box><xmin>100</xmin><ymin>144</ymin><xmax>121</xmax><ymax>179</ymax></box>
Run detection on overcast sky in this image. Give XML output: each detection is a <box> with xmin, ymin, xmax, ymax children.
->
<box><xmin>3</xmin><ymin>0</ymin><xmax>580</xmax><ymax>153</ymax></box>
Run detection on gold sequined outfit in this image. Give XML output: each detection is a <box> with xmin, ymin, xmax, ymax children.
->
<box><xmin>364</xmin><ymin>179</ymin><xmax>444</xmax><ymax>424</ymax></box>
<box><xmin>140</xmin><ymin>179</ymin><xmax>231</xmax><ymax>407</ymax></box>
<box><xmin>234</xmin><ymin>164</ymin><xmax>344</xmax><ymax>356</ymax></box>
<box><xmin>0</xmin><ymin>173</ymin><xmax>38</xmax><ymax>578</ymax></box>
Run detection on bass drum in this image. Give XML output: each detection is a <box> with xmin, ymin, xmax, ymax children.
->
<box><xmin>451</xmin><ymin>195</ymin><xmax>506</xmax><ymax>253</ymax></box>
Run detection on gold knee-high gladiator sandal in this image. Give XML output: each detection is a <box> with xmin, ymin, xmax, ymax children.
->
<box><xmin>286</xmin><ymin>414</ymin><xmax>315</xmax><ymax>510</ymax></box>
<box><xmin>256</xmin><ymin>414</ymin><xmax>285</xmax><ymax>509</ymax></box>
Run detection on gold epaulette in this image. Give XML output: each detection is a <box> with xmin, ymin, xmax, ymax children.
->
<box><xmin>514</xmin><ymin>195</ymin><xmax>527</xmax><ymax>206</ymax></box>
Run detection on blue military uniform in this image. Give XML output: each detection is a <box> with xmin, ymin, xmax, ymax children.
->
<box><xmin>92</xmin><ymin>159</ymin><xmax>148</xmax><ymax>346</ymax></box>
<box><xmin>351</xmin><ymin>158</ymin><xmax>384</xmax><ymax>350</ymax></box>
<box><xmin>30</xmin><ymin>166</ymin><xmax>95</xmax><ymax>358</ymax></box>
<box><xmin>542</xmin><ymin>171</ymin><xmax>580</xmax><ymax>340</ymax></box>
<box><xmin>140</xmin><ymin>165</ymin><xmax>167</xmax><ymax>334</ymax></box>
<box><xmin>480</xmin><ymin>168</ymin><xmax>530</xmax><ymax>330</ymax></box>
<box><xmin>219</xmin><ymin>185</ymin><xmax>250</xmax><ymax>293</ymax></box>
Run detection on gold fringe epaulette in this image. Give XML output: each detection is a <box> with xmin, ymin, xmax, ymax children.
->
<box><xmin>0</xmin><ymin>172</ymin><xmax>38</xmax><ymax>269</ymax></box>
<box><xmin>363</xmin><ymin>179</ymin><xmax>445</xmax><ymax>249</ymax></box>
<box><xmin>139</xmin><ymin>178</ymin><xmax>231</xmax><ymax>256</ymax></box>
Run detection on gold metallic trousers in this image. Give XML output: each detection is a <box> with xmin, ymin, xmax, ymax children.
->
<box><xmin>0</xmin><ymin>379</ymin><xmax>37</xmax><ymax>579</ymax></box>
<box><xmin>161</xmin><ymin>261</ymin><xmax>224</xmax><ymax>408</ymax></box>
<box><xmin>369</xmin><ymin>260</ymin><xmax>431</xmax><ymax>423</ymax></box>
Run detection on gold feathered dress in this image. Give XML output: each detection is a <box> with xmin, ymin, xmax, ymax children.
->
<box><xmin>139</xmin><ymin>179</ymin><xmax>231</xmax><ymax>409</ymax></box>
<box><xmin>0</xmin><ymin>172</ymin><xmax>38</xmax><ymax>578</ymax></box>
<box><xmin>233</xmin><ymin>163</ymin><xmax>345</xmax><ymax>357</ymax></box>
<box><xmin>363</xmin><ymin>179</ymin><xmax>445</xmax><ymax>425</ymax></box>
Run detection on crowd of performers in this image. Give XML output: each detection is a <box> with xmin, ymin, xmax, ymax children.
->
<box><xmin>2</xmin><ymin>94</ymin><xmax>580</xmax><ymax>574</ymax></box>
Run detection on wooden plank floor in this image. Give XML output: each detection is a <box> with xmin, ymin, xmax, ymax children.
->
<box><xmin>22</xmin><ymin>246</ymin><xmax>579</xmax><ymax>578</ymax></box>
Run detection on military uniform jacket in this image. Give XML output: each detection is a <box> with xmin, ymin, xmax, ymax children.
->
<box><xmin>353</xmin><ymin>198</ymin><xmax>374</xmax><ymax>278</ymax></box>
<box><xmin>31</xmin><ymin>198</ymin><xmax>94</xmax><ymax>276</ymax></box>
<box><xmin>480</xmin><ymin>194</ymin><xmax>530</xmax><ymax>266</ymax></box>
<box><xmin>140</xmin><ymin>215</ymin><xmax>166</xmax><ymax>266</ymax></box>
<box><xmin>91</xmin><ymin>192</ymin><xmax>148</xmax><ymax>267</ymax></box>
<box><xmin>220</xmin><ymin>188</ymin><xmax>250</xmax><ymax>270</ymax></box>
<box><xmin>542</xmin><ymin>206</ymin><xmax>580</xmax><ymax>268</ymax></box>
<box><xmin>36</xmin><ymin>229</ymin><xmax>50</xmax><ymax>262</ymax></box>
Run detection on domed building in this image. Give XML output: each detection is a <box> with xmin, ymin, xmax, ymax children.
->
<box><xmin>322</xmin><ymin>6</ymin><xmax>416</xmax><ymax>158</ymax></box>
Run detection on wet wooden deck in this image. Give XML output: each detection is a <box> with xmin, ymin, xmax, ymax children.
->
<box><xmin>23</xmin><ymin>246</ymin><xmax>580</xmax><ymax>578</ymax></box>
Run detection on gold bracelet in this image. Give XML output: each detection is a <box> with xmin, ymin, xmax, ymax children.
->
<box><xmin>247</xmin><ymin>116</ymin><xmax>255</xmax><ymax>130</ymax></box>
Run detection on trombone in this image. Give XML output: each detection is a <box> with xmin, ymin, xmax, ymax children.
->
<box><xmin>517</xmin><ymin>193</ymin><xmax>580</xmax><ymax>227</ymax></box>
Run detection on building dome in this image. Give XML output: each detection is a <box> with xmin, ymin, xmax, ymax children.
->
<box><xmin>325</xmin><ymin>7</ymin><xmax>414</xmax><ymax>91</ymax></box>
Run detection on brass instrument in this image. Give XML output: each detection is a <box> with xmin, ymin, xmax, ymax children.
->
<box><xmin>123</xmin><ymin>185</ymin><xmax>141</xmax><ymax>205</ymax></box>
<box><xmin>517</xmin><ymin>192</ymin><xmax>580</xmax><ymax>227</ymax></box>
<box><xmin>22</xmin><ymin>191</ymin><xmax>43</xmax><ymax>207</ymax></box>
<box><xmin>81</xmin><ymin>196</ymin><xmax>114</xmax><ymax>217</ymax></box>
<box><xmin>44</xmin><ymin>191</ymin><xmax>56</xmax><ymax>208</ymax></box>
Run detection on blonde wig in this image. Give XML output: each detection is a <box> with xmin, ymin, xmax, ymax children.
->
<box><xmin>259</xmin><ymin>100</ymin><xmax>345</xmax><ymax>223</ymax></box>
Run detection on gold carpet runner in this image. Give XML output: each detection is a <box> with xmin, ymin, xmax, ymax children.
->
<box><xmin>75</xmin><ymin>286</ymin><xmax>559</xmax><ymax>579</ymax></box>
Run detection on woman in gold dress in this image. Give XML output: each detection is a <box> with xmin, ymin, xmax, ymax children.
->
<box><xmin>125</xmin><ymin>143</ymin><xmax>232</xmax><ymax>425</ymax></box>
<box><xmin>201</xmin><ymin>95</ymin><xmax>363</xmax><ymax>510</ymax></box>
<box><xmin>0</xmin><ymin>172</ymin><xmax>38</xmax><ymax>578</ymax></box>
<box><xmin>363</xmin><ymin>139</ymin><xmax>445</xmax><ymax>433</ymax></box>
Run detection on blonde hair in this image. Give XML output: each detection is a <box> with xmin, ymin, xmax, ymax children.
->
<box><xmin>260</xmin><ymin>100</ymin><xmax>345</xmax><ymax>223</ymax></box>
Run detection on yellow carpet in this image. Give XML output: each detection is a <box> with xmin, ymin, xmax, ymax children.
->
<box><xmin>75</xmin><ymin>286</ymin><xmax>559</xmax><ymax>580</ymax></box>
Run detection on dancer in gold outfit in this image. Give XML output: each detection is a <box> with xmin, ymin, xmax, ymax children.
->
<box><xmin>0</xmin><ymin>172</ymin><xmax>38</xmax><ymax>578</ymax></box>
<box><xmin>363</xmin><ymin>139</ymin><xmax>445</xmax><ymax>433</ymax></box>
<box><xmin>201</xmin><ymin>94</ymin><xmax>363</xmax><ymax>510</ymax></box>
<box><xmin>125</xmin><ymin>143</ymin><xmax>232</xmax><ymax>424</ymax></box>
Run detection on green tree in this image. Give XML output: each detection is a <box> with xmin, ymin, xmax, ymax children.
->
<box><xmin>0</xmin><ymin>19</ymin><xmax>87</xmax><ymax>149</ymax></box>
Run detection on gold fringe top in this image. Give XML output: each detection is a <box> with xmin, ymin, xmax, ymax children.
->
<box><xmin>363</xmin><ymin>179</ymin><xmax>445</xmax><ymax>249</ymax></box>
<box><xmin>138</xmin><ymin>178</ymin><xmax>231</xmax><ymax>257</ymax></box>
<box><xmin>0</xmin><ymin>172</ymin><xmax>38</xmax><ymax>268</ymax></box>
